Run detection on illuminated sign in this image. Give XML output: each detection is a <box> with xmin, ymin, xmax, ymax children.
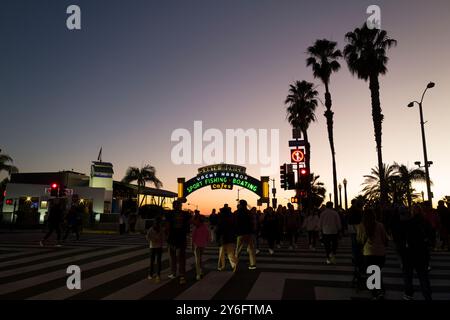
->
<box><xmin>198</xmin><ymin>164</ymin><xmax>246</xmax><ymax>175</ymax></box>
<box><xmin>291</xmin><ymin>149</ymin><xmax>305</xmax><ymax>163</ymax></box>
<box><xmin>178</xmin><ymin>164</ymin><xmax>269</xmax><ymax>203</ymax></box>
<box><xmin>184</xmin><ymin>171</ymin><xmax>260</xmax><ymax>196</ymax></box>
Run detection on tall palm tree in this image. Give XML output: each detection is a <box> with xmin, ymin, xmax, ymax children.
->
<box><xmin>122</xmin><ymin>165</ymin><xmax>163</xmax><ymax>214</ymax></box>
<box><xmin>344</xmin><ymin>24</ymin><xmax>397</xmax><ymax>207</ymax></box>
<box><xmin>306</xmin><ymin>39</ymin><xmax>342</xmax><ymax>209</ymax></box>
<box><xmin>284</xmin><ymin>80</ymin><xmax>318</xmax><ymax>204</ymax></box>
<box><xmin>284</xmin><ymin>80</ymin><xmax>318</xmax><ymax>171</ymax></box>
<box><xmin>361</xmin><ymin>163</ymin><xmax>397</xmax><ymax>203</ymax></box>
<box><xmin>391</xmin><ymin>163</ymin><xmax>427</xmax><ymax>208</ymax></box>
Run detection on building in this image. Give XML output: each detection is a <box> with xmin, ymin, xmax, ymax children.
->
<box><xmin>1</xmin><ymin>161</ymin><xmax>177</xmax><ymax>225</ymax></box>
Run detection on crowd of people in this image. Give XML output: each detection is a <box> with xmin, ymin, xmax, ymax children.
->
<box><xmin>146</xmin><ymin>198</ymin><xmax>450</xmax><ymax>300</ymax></box>
<box><xmin>37</xmin><ymin>194</ymin><xmax>450</xmax><ymax>300</ymax></box>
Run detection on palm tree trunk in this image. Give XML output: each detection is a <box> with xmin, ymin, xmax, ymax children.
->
<box><xmin>324</xmin><ymin>85</ymin><xmax>339</xmax><ymax>209</ymax></box>
<box><xmin>369</xmin><ymin>73</ymin><xmax>387</xmax><ymax>207</ymax></box>
<box><xmin>303</xmin><ymin>129</ymin><xmax>313</xmax><ymax>210</ymax></box>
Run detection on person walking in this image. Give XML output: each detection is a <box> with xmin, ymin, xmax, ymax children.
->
<box><xmin>319</xmin><ymin>202</ymin><xmax>342</xmax><ymax>264</ymax></box>
<box><xmin>40</xmin><ymin>198</ymin><xmax>65</xmax><ymax>247</ymax></box>
<box><xmin>209</xmin><ymin>208</ymin><xmax>218</xmax><ymax>243</ymax></box>
<box><xmin>216</xmin><ymin>204</ymin><xmax>238</xmax><ymax>272</ymax></box>
<box><xmin>192</xmin><ymin>215</ymin><xmax>210</xmax><ymax>280</ymax></box>
<box><xmin>286</xmin><ymin>205</ymin><xmax>300</xmax><ymax>250</ymax></box>
<box><xmin>119</xmin><ymin>211</ymin><xmax>127</xmax><ymax>235</ymax></box>
<box><xmin>303</xmin><ymin>209</ymin><xmax>320</xmax><ymax>250</ymax></box>
<box><xmin>391</xmin><ymin>204</ymin><xmax>433</xmax><ymax>300</ymax></box>
<box><xmin>263</xmin><ymin>207</ymin><xmax>278</xmax><ymax>255</ymax></box>
<box><xmin>347</xmin><ymin>199</ymin><xmax>364</xmax><ymax>286</ymax></box>
<box><xmin>357</xmin><ymin>209</ymin><xmax>388</xmax><ymax>299</ymax></box>
<box><xmin>62</xmin><ymin>196</ymin><xmax>82</xmax><ymax>242</ymax></box>
<box><xmin>235</xmin><ymin>200</ymin><xmax>256</xmax><ymax>270</ymax></box>
<box><xmin>275</xmin><ymin>205</ymin><xmax>284</xmax><ymax>249</ymax></box>
<box><xmin>165</xmin><ymin>200</ymin><xmax>191</xmax><ymax>285</ymax></box>
<box><xmin>146</xmin><ymin>216</ymin><xmax>164</xmax><ymax>282</ymax></box>
<box><xmin>436</xmin><ymin>200</ymin><xmax>449</xmax><ymax>251</ymax></box>
<box><xmin>128</xmin><ymin>212</ymin><xmax>137</xmax><ymax>234</ymax></box>
<box><xmin>250</xmin><ymin>207</ymin><xmax>261</xmax><ymax>255</ymax></box>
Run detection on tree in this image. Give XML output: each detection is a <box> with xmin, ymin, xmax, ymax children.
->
<box><xmin>361</xmin><ymin>163</ymin><xmax>427</xmax><ymax>208</ymax></box>
<box><xmin>284</xmin><ymin>80</ymin><xmax>318</xmax><ymax>170</ymax></box>
<box><xmin>306</xmin><ymin>39</ymin><xmax>342</xmax><ymax>209</ymax></box>
<box><xmin>361</xmin><ymin>163</ymin><xmax>397</xmax><ymax>204</ymax></box>
<box><xmin>391</xmin><ymin>163</ymin><xmax>427</xmax><ymax>208</ymax></box>
<box><xmin>0</xmin><ymin>151</ymin><xmax>18</xmax><ymax>205</ymax></box>
<box><xmin>121</xmin><ymin>165</ymin><xmax>162</xmax><ymax>214</ymax></box>
<box><xmin>344</xmin><ymin>24</ymin><xmax>397</xmax><ymax>207</ymax></box>
<box><xmin>310</xmin><ymin>174</ymin><xmax>326</xmax><ymax>208</ymax></box>
<box><xmin>284</xmin><ymin>80</ymin><xmax>318</xmax><ymax>207</ymax></box>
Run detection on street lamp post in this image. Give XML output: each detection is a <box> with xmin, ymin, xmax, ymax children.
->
<box><xmin>343</xmin><ymin>179</ymin><xmax>348</xmax><ymax>210</ymax></box>
<box><xmin>408</xmin><ymin>82</ymin><xmax>435</xmax><ymax>206</ymax></box>
<box><xmin>236</xmin><ymin>187</ymin><xmax>244</xmax><ymax>202</ymax></box>
<box><xmin>338</xmin><ymin>183</ymin><xmax>342</xmax><ymax>209</ymax></box>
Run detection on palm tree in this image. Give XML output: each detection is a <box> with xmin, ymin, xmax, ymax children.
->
<box><xmin>344</xmin><ymin>24</ymin><xmax>397</xmax><ymax>207</ymax></box>
<box><xmin>391</xmin><ymin>163</ymin><xmax>427</xmax><ymax>208</ymax></box>
<box><xmin>284</xmin><ymin>80</ymin><xmax>318</xmax><ymax>171</ymax></box>
<box><xmin>306</xmin><ymin>39</ymin><xmax>342</xmax><ymax>209</ymax></box>
<box><xmin>121</xmin><ymin>165</ymin><xmax>162</xmax><ymax>214</ymax></box>
<box><xmin>284</xmin><ymin>80</ymin><xmax>318</xmax><ymax>205</ymax></box>
<box><xmin>0</xmin><ymin>151</ymin><xmax>18</xmax><ymax>206</ymax></box>
<box><xmin>310</xmin><ymin>174</ymin><xmax>326</xmax><ymax>208</ymax></box>
<box><xmin>361</xmin><ymin>163</ymin><xmax>397</xmax><ymax>203</ymax></box>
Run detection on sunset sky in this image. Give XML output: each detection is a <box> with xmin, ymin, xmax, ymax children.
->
<box><xmin>1</xmin><ymin>0</ymin><xmax>450</xmax><ymax>213</ymax></box>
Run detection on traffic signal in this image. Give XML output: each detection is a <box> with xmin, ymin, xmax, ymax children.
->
<box><xmin>286</xmin><ymin>172</ymin><xmax>295</xmax><ymax>190</ymax></box>
<box><xmin>299</xmin><ymin>167</ymin><xmax>309</xmax><ymax>177</ymax></box>
<box><xmin>50</xmin><ymin>183</ymin><xmax>59</xmax><ymax>197</ymax></box>
<box><xmin>280</xmin><ymin>164</ymin><xmax>287</xmax><ymax>190</ymax></box>
<box><xmin>298</xmin><ymin>167</ymin><xmax>310</xmax><ymax>192</ymax></box>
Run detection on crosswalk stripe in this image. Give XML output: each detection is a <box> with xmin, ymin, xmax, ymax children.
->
<box><xmin>0</xmin><ymin>247</ymin><xmax>93</xmax><ymax>269</ymax></box>
<box><xmin>102</xmin><ymin>256</ymin><xmax>197</xmax><ymax>300</ymax></box>
<box><xmin>175</xmin><ymin>271</ymin><xmax>234</xmax><ymax>300</ymax></box>
<box><xmin>0</xmin><ymin>246</ymin><xmax>139</xmax><ymax>278</ymax></box>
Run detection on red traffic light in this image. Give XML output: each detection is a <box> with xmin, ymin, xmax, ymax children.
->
<box><xmin>300</xmin><ymin>168</ymin><xmax>308</xmax><ymax>175</ymax></box>
<box><xmin>51</xmin><ymin>183</ymin><xmax>58</xmax><ymax>189</ymax></box>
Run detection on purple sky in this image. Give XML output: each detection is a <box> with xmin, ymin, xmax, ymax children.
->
<box><xmin>1</xmin><ymin>0</ymin><xmax>450</xmax><ymax>212</ymax></box>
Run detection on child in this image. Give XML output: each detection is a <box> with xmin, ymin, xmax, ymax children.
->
<box><xmin>146</xmin><ymin>216</ymin><xmax>163</xmax><ymax>282</ymax></box>
<box><xmin>192</xmin><ymin>215</ymin><xmax>211</xmax><ymax>280</ymax></box>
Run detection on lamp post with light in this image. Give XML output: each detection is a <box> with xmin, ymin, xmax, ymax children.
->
<box><xmin>338</xmin><ymin>183</ymin><xmax>342</xmax><ymax>209</ymax></box>
<box><xmin>408</xmin><ymin>82</ymin><xmax>435</xmax><ymax>206</ymax></box>
<box><xmin>343</xmin><ymin>179</ymin><xmax>348</xmax><ymax>210</ymax></box>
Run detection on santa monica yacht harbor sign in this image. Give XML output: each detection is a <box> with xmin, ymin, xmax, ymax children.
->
<box><xmin>177</xmin><ymin>164</ymin><xmax>269</xmax><ymax>203</ymax></box>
